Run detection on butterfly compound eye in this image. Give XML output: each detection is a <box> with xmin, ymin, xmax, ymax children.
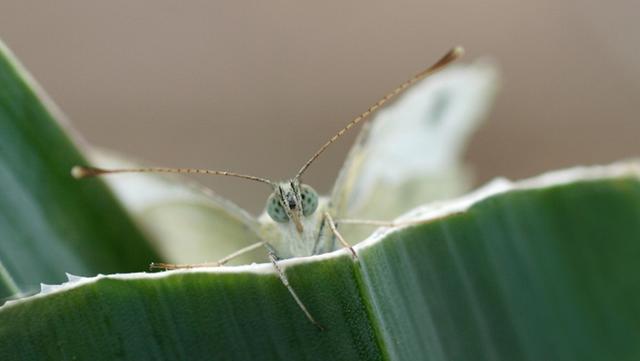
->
<box><xmin>300</xmin><ymin>184</ymin><xmax>319</xmax><ymax>217</ymax></box>
<box><xmin>267</xmin><ymin>193</ymin><xmax>289</xmax><ymax>223</ymax></box>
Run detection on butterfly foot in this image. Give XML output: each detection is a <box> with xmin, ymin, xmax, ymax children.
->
<box><xmin>347</xmin><ymin>247</ymin><xmax>358</xmax><ymax>261</ymax></box>
<box><xmin>149</xmin><ymin>262</ymin><xmax>205</xmax><ymax>270</ymax></box>
<box><xmin>149</xmin><ymin>262</ymin><xmax>177</xmax><ymax>271</ymax></box>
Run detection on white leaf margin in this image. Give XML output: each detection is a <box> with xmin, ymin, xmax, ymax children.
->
<box><xmin>2</xmin><ymin>160</ymin><xmax>639</xmax><ymax>311</ymax></box>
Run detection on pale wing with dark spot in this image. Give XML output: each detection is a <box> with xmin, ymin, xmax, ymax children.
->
<box><xmin>89</xmin><ymin>150</ymin><xmax>265</xmax><ymax>265</ymax></box>
<box><xmin>330</xmin><ymin>61</ymin><xmax>500</xmax><ymax>242</ymax></box>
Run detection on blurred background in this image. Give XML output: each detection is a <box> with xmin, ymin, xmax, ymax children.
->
<box><xmin>1</xmin><ymin>1</ymin><xmax>638</xmax><ymax>214</ymax></box>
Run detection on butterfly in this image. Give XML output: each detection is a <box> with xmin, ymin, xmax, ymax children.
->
<box><xmin>72</xmin><ymin>47</ymin><xmax>498</xmax><ymax>327</ymax></box>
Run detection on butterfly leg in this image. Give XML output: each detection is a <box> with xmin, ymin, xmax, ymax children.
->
<box><xmin>266</xmin><ymin>246</ymin><xmax>324</xmax><ymax>330</ymax></box>
<box><xmin>150</xmin><ymin>239</ymin><xmax>269</xmax><ymax>270</ymax></box>
<box><xmin>323</xmin><ymin>211</ymin><xmax>358</xmax><ymax>260</ymax></box>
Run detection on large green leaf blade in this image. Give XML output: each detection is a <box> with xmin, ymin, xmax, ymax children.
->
<box><xmin>0</xmin><ymin>255</ymin><xmax>383</xmax><ymax>360</ymax></box>
<box><xmin>0</xmin><ymin>40</ymin><xmax>160</xmax><ymax>300</ymax></box>
<box><xmin>1</xmin><ymin>165</ymin><xmax>639</xmax><ymax>360</ymax></box>
<box><xmin>359</xmin><ymin>176</ymin><xmax>640</xmax><ymax>360</ymax></box>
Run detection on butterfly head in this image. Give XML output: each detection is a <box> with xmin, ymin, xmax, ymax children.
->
<box><xmin>266</xmin><ymin>179</ymin><xmax>319</xmax><ymax>233</ymax></box>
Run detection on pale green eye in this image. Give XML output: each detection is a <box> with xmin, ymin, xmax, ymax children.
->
<box><xmin>300</xmin><ymin>184</ymin><xmax>318</xmax><ymax>216</ymax></box>
<box><xmin>267</xmin><ymin>193</ymin><xmax>289</xmax><ymax>223</ymax></box>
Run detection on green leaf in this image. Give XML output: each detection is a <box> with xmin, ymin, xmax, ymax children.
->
<box><xmin>0</xmin><ymin>40</ymin><xmax>160</xmax><ymax>300</ymax></box>
<box><xmin>2</xmin><ymin>163</ymin><xmax>639</xmax><ymax>360</ymax></box>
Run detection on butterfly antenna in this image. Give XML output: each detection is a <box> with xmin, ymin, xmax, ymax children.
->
<box><xmin>71</xmin><ymin>165</ymin><xmax>275</xmax><ymax>186</ymax></box>
<box><xmin>294</xmin><ymin>46</ymin><xmax>464</xmax><ymax>179</ymax></box>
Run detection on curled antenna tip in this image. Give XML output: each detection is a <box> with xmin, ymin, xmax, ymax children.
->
<box><xmin>440</xmin><ymin>46</ymin><xmax>464</xmax><ymax>65</ymax></box>
<box><xmin>452</xmin><ymin>46</ymin><xmax>465</xmax><ymax>57</ymax></box>
<box><xmin>71</xmin><ymin>165</ymin><xmax>99</xmax><ymax>179</ymax></box>
<box><xmin>71</xmin><ymin>166</ymin><xmax>86</xmax><ymax>179</ymax></box>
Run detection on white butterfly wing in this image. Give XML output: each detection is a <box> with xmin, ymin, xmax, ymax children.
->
<box><xmin>331</xmin><ymin>60</ymin><xmax>499</xmax><ymax>241</ymax></box>
<box><xmin>89</xmin><ymin>150</ymin><xmax>265</xmax><ymax>265</ymax></box>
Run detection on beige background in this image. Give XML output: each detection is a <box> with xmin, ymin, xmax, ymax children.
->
<box><xmin>1</xmin><ymin>1</ymin><xmax>638</xmax><ymax>213</ymax></box>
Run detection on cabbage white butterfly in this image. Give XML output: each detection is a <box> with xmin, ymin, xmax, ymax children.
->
<box><xmin>72</xmin><ymin>47</ymin><xmax>498</xmax><ymax>327</ymax></box>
